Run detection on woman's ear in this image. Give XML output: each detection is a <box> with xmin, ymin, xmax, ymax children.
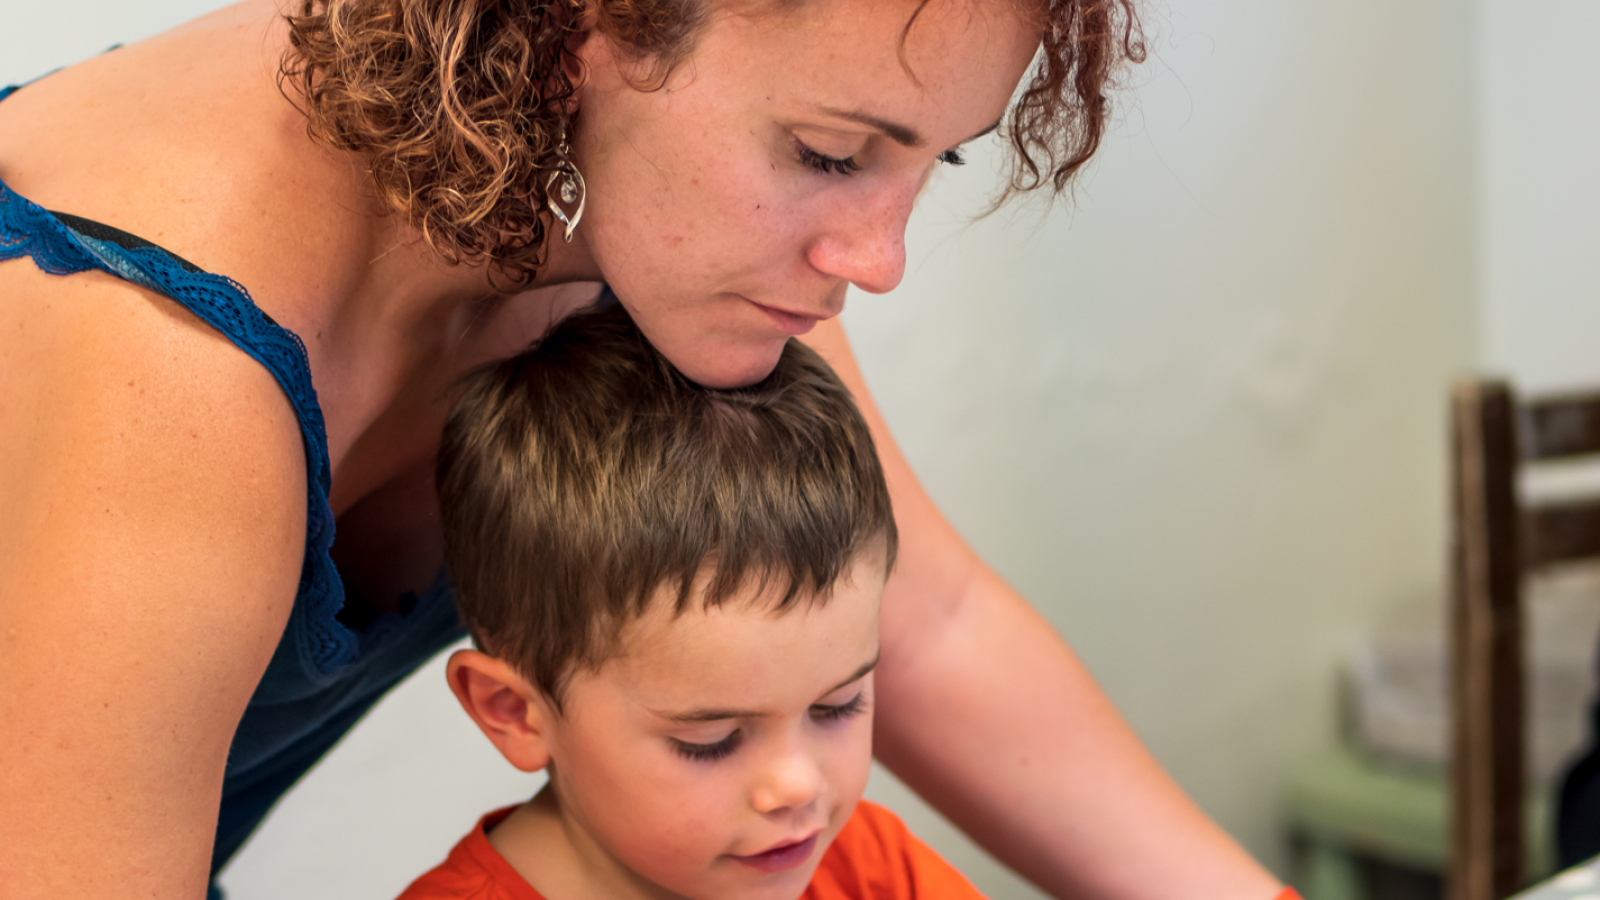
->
<box><xmin>562</xmin><ymin>2</ymin><xmax>599</xmax><ymax>93</ymax></box>
<box><xmin>446</xmin><ymin>649</ymin><xmax>554</xmax><ymax>773</ymax></box>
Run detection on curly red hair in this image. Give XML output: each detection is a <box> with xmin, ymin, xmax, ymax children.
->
<box><xmin>281</xmin><ymin>0</ymin><xmax>1143</xmax><ymax>285</ymax></box>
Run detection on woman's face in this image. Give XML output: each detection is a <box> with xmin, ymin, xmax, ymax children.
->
<box><xmin>570</xmin><ymin>0</ymin><xmax>1040</xmax><ymax>387</ymax></box>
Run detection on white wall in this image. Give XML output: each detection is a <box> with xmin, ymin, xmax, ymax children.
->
<box><xmin>0</xmin><ymin>0</ymin><xmax>223</xmax><ymax>87</ymax></box>
<box><xmin>1476</xmin><ymin>0</ymin><xmax>1600</xmax><ymax>392</ymax></box>
<box><xmin>4</xmin><ymin>1</ymin><xmax>1479</xmax><ymax>898</ymax></box>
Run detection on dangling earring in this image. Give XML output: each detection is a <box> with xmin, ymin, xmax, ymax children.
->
<box><xmin>546</xmin><ymin>124</ymin><xmax>586</xmax><ymax>243</ymax></box>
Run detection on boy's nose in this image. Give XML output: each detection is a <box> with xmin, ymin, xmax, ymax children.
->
<box><xmin>750</xmin><ymin>748</ymin><xmax>824</xmax><ymax>814</ymax></box>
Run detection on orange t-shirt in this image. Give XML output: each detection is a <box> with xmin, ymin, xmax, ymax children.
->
<box><xmin>395</xmin><ymin>800</ymin><xmax>987</xmax><ymax>900</ymax></box>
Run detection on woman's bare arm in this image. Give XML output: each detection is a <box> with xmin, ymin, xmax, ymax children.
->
<box><xmin>802</xmin><ymin>318</ymin><xmax>1281</xmax><ymax>900</ymax></box>
<box><xmin>0</xmin><ymin>267</ymin><xmax>307</xmax><ymax>900</ymax></box>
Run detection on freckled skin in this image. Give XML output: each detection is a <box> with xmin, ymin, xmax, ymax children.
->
<box><xmin>569</xmin><ymin>0</ymin><xmax>1039</xmax><ymax>388</ymax></box>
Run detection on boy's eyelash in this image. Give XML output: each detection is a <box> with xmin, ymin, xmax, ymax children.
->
<box><xmin>670</xmin><ymin>731</ymin><xmax>742</xmax><ymax>763</ymax></box>
<box><xmin>938</xmin><ymin>148</ymin><xmax>967</xmax><ymax>166</ymax></box>
<box><xmin>794</xmin><ymin>139</ymin><xmax>863</xmax><ymax>176</ymax></box>
<box><xmin>811</xmin><ymin>691</ymin><xmax>869</xmax><ymax>722</ymax></box>
<box><xmin>669</xmin><ymin>694</ymin><xmax>867</xmax><ymax>761</ymax></box>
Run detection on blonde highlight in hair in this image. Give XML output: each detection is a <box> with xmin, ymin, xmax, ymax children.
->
<box><xmin>280</xmin><ymin>0</ymin><xmax>704</xmax><ymax>285</ymax></box>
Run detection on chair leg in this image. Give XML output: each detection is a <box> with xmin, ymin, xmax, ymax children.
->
<box><xmin>1449</xmin><ymin>381</ymin><xmax>1526</xmax><ymax>900</ymax></box>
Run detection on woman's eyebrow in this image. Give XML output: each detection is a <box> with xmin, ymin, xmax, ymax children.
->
<box><xmin>811</xmin><ymin>106</ymin><xmax>1003</xmax><ymax>149</ymax></box>
<box><xmin>968</xmin><ymin>118</ymin><xmax>1003</xmax><ymax>142</ymax></box>
<box><xmin>814</xmin><ymin>106</ymin><xmax>927</xmax><ymax>147</ymax></box>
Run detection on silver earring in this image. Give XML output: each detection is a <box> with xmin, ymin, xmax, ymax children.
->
<box><xmin>547</xmin><ymin>127</ymin><xmax>586</xmax><ymax>243</ymax></box>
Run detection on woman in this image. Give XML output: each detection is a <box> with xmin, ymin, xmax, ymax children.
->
<box><xmin>0</xmin><ymin>1</ymin><xmax>1282</xmax><ymax>898</ymax></box>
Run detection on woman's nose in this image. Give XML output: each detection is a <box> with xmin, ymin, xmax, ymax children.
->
<box><xmin>805</xmin><ymin>180</ymin><xmax>914</xmax><ymax>295</ymax></box>
<box><xmin>749</xmin><ymin>744</ymin><xmax>825</xmax><ymax>815</ymax></box>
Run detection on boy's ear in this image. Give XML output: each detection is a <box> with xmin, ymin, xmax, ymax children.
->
<box><xmin>446</xmin><ymin>649</ymin><xmax>554</xmax><ymax>773</ymax></box>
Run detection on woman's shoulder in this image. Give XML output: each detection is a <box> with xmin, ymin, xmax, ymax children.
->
<box><xmin>0</xmin><ymin>2</ymin><xmax>375</xmax><ymax>318</ymax></box>
<box><xmin>0</xmin><ymin>135</ymin><xmax>318</xmax><ymax>477</ymax></box>
<box><xmin>0</xmin><ymin>254</ymin><xmax>308</xmax><ymax>480</ymax></box>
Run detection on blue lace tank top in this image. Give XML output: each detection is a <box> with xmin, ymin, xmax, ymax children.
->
<box><xmin>0</xmin><ymin>84</ymin><xmax>467</xmax><ymax>879</ymax></box>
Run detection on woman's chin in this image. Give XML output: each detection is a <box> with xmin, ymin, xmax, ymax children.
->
<box><xmin>668</xmin><ymin>340</ymin><xmax>790</xmax><ymax>389</ymax></box>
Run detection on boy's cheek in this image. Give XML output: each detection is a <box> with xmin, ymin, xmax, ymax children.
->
<box><xmin>829</xmin><ymin>719</ymin><xmax>876</xmax><ymax>805</ymax></box>
<box><xmin>609</xmin><ymin>773</ymin><xmax>742</xmax><ymax>862</ymax></box>
<box><xmin>832</xmin><ymin>764</ymin><xmax>872</xmax><ymax>829</ymax></box>
<box><xmin>602</xmin><ymin>803</ymin><xmax>747</xmax><ymax>898</ymax></box>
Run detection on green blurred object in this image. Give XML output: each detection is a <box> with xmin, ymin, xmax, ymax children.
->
<box><xmin>1284</xmin><ymin>744</ymin><xmax>1554</xmax><ymax>900</ymax></box>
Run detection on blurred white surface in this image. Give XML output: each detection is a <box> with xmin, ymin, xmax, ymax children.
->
<box><xmin>1477</xmin><ymin>0</ymin><xmax>1600</xmax><ymax>392</ymax></box>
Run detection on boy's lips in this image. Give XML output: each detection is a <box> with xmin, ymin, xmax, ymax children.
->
<box><xmin>729</xmin><ymin>832</ymin><xmax>820</xmax><ymax>873</ymax></box>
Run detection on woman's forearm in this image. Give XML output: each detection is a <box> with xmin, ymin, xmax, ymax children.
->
<box><xmin>873</xmin><ymin>561</ymin><xmax>1281</xmax><ymax>900</ymax></box>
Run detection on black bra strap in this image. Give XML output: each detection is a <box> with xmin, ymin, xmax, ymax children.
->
<box><xmin>49</xmin><ymin>210</ymin><xmax>202</xmax><ymax>274</ymax></box>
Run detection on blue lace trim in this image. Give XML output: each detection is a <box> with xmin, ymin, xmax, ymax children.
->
<box><xmin>0</xmin><ymin>174</ymin><xmax>359</xmax><ymax>676</ymax></box>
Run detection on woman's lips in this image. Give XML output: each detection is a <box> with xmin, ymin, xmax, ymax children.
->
<box><xmin>749</xmin><ymin>299</ymin><xmax>821</xmax><ymax>337</ymax></box>
<box><xmin>730</xmin><ymin>832</ymin><xmax>819</xmax><ymax>873</ymax></box>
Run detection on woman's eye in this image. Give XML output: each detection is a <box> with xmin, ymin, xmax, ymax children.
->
<box><xmin>794</xmin><ymin>139</ymin><xmax>863</xmax><ymax>176</ymax></box>
<box><xmin>669</xmin><ymin>731</ymin><xmax>742</xmax><ymax>763</ymax></box>
<box><xmin>810</xmin><ymin>691</ymin><xmax>869</xmax><ymax>723</ymax></box>
<box><xmin>938</xmin><ymin>148</ymin><xmax>967</xmax><ymax>167</ymax></box>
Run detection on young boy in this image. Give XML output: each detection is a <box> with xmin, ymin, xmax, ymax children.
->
<box><xmin>400</xmin><ymin>303</ymin><xmax>986</xmax><ymax>900</ymax></box>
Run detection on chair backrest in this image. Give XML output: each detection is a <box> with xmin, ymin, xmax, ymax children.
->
<box><xmin>1450</xmin><ymin>381</ymin><xmax>1600</xmax><ymax>900</ymax></box>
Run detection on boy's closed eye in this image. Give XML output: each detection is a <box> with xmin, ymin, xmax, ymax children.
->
<box><xmin>667</xmin><ymin>692</ymin><xmax>868</xmax><ymax>764</ymax></box>
<box><xmin>657</xmin><ymin>653</ymin><xmax>880</xmax><ymax>763</ymax></box>
<box><xmin>810</xmin><ymin>690</ymin><xmax>868</xmax><ymax>723</ymax></box>
<box><xmin>670</xmin><ymin>730</ymin><xmax>744</xmax><ymax>763</ymax></box>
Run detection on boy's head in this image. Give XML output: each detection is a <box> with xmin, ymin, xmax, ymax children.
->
<box><xmin>436</xmin><ymin>302</ymin><xmax>896</xmax><ymax>899</ymax></box>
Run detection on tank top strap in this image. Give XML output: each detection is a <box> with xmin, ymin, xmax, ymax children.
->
<box><xmin>0</xmin><ymin>172</ymin><xmax>360</xmax><ymax>676</ymax></box>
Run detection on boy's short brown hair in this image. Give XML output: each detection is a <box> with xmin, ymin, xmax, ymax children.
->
<box><xmin>437</xmin><ymin>302</ymin><xmax>896</xmax><ymax>709</ymax></box>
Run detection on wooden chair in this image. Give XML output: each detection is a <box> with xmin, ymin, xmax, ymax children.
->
<box><xmin>1450</xmin><ymin>381</ymin><xmax>1600</xmax><ymax>900</ymax></box>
